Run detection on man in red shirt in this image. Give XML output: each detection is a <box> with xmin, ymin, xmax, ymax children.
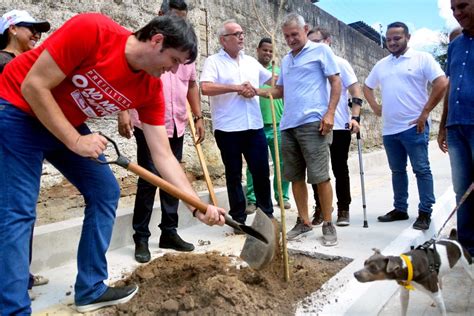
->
<box><xmin>0</xmin><ymin>13</ymin><xmax>225</xmax><ymax>314</ymax></box>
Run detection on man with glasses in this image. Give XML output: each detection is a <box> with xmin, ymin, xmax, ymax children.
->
<box><xmin>200</xmin><ymin>20</ymin><xmax>274</xmax><ymax>230</ymax></box>
<box><xmin>0</xmin><ymin>12</ymin><xmax>225</xmax><ymax>314</ymax></box>
<box><xmin>364</xmin><ymin>21</ymin><xmax>447</xmax><ymax>230</ymax></box>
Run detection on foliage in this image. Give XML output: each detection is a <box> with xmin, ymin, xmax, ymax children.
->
<box><xmin>432</xmin><ymin>29</ymin><xmax>449</xmax><ymax>69</ymax></box>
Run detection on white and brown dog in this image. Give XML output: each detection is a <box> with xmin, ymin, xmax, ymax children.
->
<box><xmin>354</xmin><ymin>230</ymin><xmax>473</xmax><ymax>316</ymax></box>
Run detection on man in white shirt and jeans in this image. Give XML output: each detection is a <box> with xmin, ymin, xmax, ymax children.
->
<box><xmin>200</xmin><ymin>20</ymin><xmax>274</xmax><ymax>228</ymax></box>
<box><xmin>364</xmin><ymin>21</ymin><xmax>448</xmax><ymax>230</ymax></box>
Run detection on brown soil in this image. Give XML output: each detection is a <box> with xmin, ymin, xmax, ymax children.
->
<box><xmin>97</xmin><ymin>251</ymin><xmax>348</xmax><ymax>316</ymax></box>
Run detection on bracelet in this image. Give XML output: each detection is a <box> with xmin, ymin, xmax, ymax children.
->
<box><xmin>193</xmin><ymin>116</ymin><xmax>203</xmax><ymax>123</ymax></box>
<box><xmin>351</xmin><ymin>97</ymin><xmax>363</xmax><ymax>106</ymax></box>
<box><xmin>192</xmin><ymin>208</ymin><xmax>199</xmax><ymax>217</ymax></box>
<box><xmin>351</xmin><ymin>116</ymin><xmax>361</xmax><ymax>123</ymax></box>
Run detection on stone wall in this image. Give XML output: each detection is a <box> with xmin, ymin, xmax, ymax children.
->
<box><xmin>1</xmin><ymin>0</ymin><xmax>439</xmax><ymax>216</ymax></box>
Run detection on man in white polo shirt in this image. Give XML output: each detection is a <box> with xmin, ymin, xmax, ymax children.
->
<box><xmin>364</xmin><ymin>21</ymin><xmax>448</xmax><ymax>230</ymax></box>
<box><xmin>200</xmin><ymin>20</ymin><xmax>274</xmax><ymax>227</ymax></box>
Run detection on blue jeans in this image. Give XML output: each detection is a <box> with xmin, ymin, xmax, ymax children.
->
<box><xmin>383</xmin><ymin>125</ymin><xmax>435</xmax><ymax>214</ymax></box>
<box><xmin>214</xmin><ymin>129</ymin><xmax>273</xmax><ymax>224</ymax></box>
<box><xmin>447</xmin><ymin>125</ymin><xmax>474</xmax><ymax>255</ymax></box>
<box><xmin>0</xmin><ymin>100</ymin><xmax>120</xmax><ymax>314</ymax></box>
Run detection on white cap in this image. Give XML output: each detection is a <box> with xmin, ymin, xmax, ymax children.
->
<box><xmin>0</xmin><ymin>10</ymin><xmax>50</xmax><ymax>34</ymax></box>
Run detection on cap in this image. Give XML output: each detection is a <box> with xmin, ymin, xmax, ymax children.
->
<box><xmin>0</xmin><ymin>10</ymin><xmax>51</xmax><ymax>34</ymax></box>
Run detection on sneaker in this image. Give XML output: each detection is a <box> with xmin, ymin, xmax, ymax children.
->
<box><xmin>134</xmin><ymin>241</ymin><xmax>151</xmax><ymax>263</ymax></box>
<box><xmin>159</xmin><ymin>232</ymin><xmax>195</xmax><ymax>252</ymax></box>
<box><xmin>287</xmin><ymin>220</ymin><xmax>312</xmax><ymax>240</ymax></box>
<box><xmin>413</xmin><ymin>212</ymin><xmax>431</xmax><ymax>230</ymax></box>
<box><xmin>312</xmin><ymin>206</ymin><xmax>323</xmax><ymax>226</ymax></box>
<box><xmin>76</xmin><ymin>285</ymin><xmax>138</xmax><ymax>313</ymax></box>
<box><xmin>336</xmin><ymin>210</ymin><xmax>350</xmax><ymax>227</ymax></box>
<box><xmin>322</xmin><ymin>222</ymin><xmax>338</xmax><ymax>246</ymax></box>
<box><xmin>283</xmin><ymin>201</ymin><xmax>291</xmax><ymax>209</ymax></box>
<box><xmin>33</xmin><ymin>274</ymin><xmax>49</xmax><ymax>287</ymax></box>
<box><xmin>377</xmin><ymin>209</ymin><xmax>409</xmax><ymax>222</ymax></box>
<box><xmin>245</xmin><ymin>203</ymin><xmax>257</xmax><ymax>215</ymax></box>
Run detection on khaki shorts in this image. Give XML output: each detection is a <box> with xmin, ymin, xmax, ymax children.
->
<box><xmin>281</xmin><ymin>121</ymin><xmax>332</xmax><ymax>184</ymax></box>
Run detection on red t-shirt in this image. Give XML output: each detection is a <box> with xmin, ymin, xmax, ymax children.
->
<box><xmin>0</xmin><ymin>13</ymin><xmax>164</xmax><ymax>127</ymax></box>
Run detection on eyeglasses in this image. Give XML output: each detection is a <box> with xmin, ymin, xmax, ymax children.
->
<box><xmin>223</xmin><ymin>31</ymin><xmax>245</xmax><ymax>38</ymax></box>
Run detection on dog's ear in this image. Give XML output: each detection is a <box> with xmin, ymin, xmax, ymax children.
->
<box><xmin>372</xmin><ymin>248</ymin><xmax>381</xmax><ymax>255</ymax></box>
<box><xmin>386</xmin><ymin>258</ymin><xmax>401</xmax><ymax>273</ymax></box>
<box><xmin>449</xmin><ymin>228</ymin><xmax>458</xmax><ymax>240</ymax></box>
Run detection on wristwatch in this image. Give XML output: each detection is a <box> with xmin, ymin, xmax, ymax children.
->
<box><xmin>351</xmin><ymin>116</ymin><xmax>360</xmax><ymax>123</ymax></box>
<box><xmin>193</xmin><ymin>115</ymin><xmax>204</xmax><ymax>123</ymax></box>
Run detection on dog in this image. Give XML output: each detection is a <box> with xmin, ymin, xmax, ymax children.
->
<box><xmin>353</xmin><ymin>230</ymin><xmax>473</xmax><ymax>316</ymax></box>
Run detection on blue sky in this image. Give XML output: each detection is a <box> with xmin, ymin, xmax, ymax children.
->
<box><xmin>315</xmin><ymin>0</ymin><xmax>460</xmax><ymax>51</ymax></box>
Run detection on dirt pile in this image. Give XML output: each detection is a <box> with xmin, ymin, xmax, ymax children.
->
<box><xmin>98</xmin><ymin>251</ymin><xmax>348</xmax><ymax>315</ymax></box>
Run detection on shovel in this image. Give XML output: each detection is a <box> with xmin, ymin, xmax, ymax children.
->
<box><xmin>96</xmin><ymin>134</ymin><xmax>275</xmax><ymax>269</ymax></box>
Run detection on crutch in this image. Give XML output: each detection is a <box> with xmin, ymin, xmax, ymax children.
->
<box><xmin>356</xmin><ymin>132</ymin><xmax>368</xmax><ymax>228</ymax></box>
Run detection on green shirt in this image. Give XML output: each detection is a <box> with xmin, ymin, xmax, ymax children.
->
<box><xmin>260</xmin><ymin>64</ymin><xmax>284</xmax><ymax>124</ymax></box>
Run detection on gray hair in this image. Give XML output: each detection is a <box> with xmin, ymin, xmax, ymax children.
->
<box><xmin>217</xmin><ymin>19</ymin><xmax>237</xmax><ymax>36</ymax></box>
<box><xmin>282</xmin><ymin>13</ymin><xmax>305</xmax><ymax>28</ymax></box>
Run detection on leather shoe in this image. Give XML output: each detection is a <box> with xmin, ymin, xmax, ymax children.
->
<box><xmin>159</xmin><ymin>233</ymin><xmax>195</xmax><ymax>252</ymax></box>
<box><xmin>377</xmin><ymin>209</ymin><xmax>409</xmax><ymax>222</ymax></box>
<box><xmin>413</xmin><ymin>212</ymin><xmax>431</xmax><ymax>230</ymax></box>
<box><xmin>134</xmin><ymin>241</ymin><xmax>151</xmax><ymax>263</ymax></box>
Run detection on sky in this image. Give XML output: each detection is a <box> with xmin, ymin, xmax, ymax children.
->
<box><xmin>315</xmin><ymin>0</ymin><xmax>460</xmax><ymax>52</ymax></box>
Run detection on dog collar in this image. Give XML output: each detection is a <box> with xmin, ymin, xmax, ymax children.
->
<box><xmin>398</xmin><ymin>254</ymin><xmax>415</xmax><ymax>291</ymax></box>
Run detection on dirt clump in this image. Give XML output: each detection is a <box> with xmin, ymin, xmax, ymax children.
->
<box><xmin>98</xmin><ymin>251</ymin><xmax>348</xmax><ymax>315</ymax></box>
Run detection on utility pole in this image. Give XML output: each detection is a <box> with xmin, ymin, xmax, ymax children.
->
<box><xmin>379</xmin><ymin>23</ymin><xmax>383</xmax><ymax>48</ymax></box>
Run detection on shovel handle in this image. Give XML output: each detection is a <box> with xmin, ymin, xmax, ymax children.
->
<box><xmin>127</xmin><ymin>162</ymin><xmax>208</xmax><ymax>212</ymax></box>
<box><xmin>127</xmin><ymin>162</ymin><xmax>242</xmax><ymax>230</ymax></box>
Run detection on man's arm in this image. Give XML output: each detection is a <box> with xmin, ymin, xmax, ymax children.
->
<box><xmin>438</xmin><ymin>81</ymin><xmax>450</xmax><ymax>153</ymax></box>
<box><xmin>118</xmin><ymin>110</ymin><xmax>134</xmax><ymax>139</ymax></box>
<box><xmin>347</xmin><ymin>82</ymin><xmax>363</xmax><ymax>133</ymax></box>
<box><xmin>142</xmin><ymin>123</ymin><xmax>225</xmax><ymax>225</ymax></box>
<box><xmin>409</xmin><ymin>75</ymin><xmax>448</xmax><ymax>133</ymax></box>
<box><xmin>363</xmin><ymin>84</ymin><xmax>382</xmax><ymax>117</ymax></box>
<box><xmin>21</xmin><ymin>49</ymin><xmax>107</xmax><ymax>158</ymax></box>
<box><xmin>256</xmin><ymin>85</ymin><xmax>284</xmax><ymax>99</ymax></box>
<box><xmin>320</xmin><ymin>74</ymin><xmax>342</xmax><ymax>135</ymax></box>
<box><xmin>187</xmin><ymin>80</ymin><xmax>205</xmax><ymax>144</ymax></box>
<box><xmin>200</xmin><ymin>81</ymin><xmax>256</xmax><ymax>98</ymax></box>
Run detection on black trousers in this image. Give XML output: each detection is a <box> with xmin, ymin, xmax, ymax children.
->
<box><xmin>132</xmin><ymin>127</ymin><xmax>183</xmax><ymax>243</ymax></box>
<box><xmin>313</xmin><ymin>129</ymin><xmax>352</xmax><ymax>211</ymax></box>
<box><xmin>214</xmin><ymin>129</ymin><xmax>273</xmax><ymax>224</ymax></box>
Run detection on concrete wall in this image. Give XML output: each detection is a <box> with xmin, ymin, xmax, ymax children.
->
<box><xmin>2</xmin><ymin>0</ymin><xmax>439</xmax><ymax>215</ymax></box>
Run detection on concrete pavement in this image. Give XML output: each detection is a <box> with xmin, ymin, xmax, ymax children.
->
<box><xmin>29</xmin><ymin>140</ymin><xmax>473</xmax><ymax>315</ymax></box>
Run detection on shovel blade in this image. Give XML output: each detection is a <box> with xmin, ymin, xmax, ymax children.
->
<box><xmin>240</xmin><ymin>209</ymin><xmax>276</xmax><ymax>270</ymax></box>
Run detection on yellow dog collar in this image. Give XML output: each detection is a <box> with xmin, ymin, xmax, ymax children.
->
<box><xmin>397</xmin><ymin>254</ymin><xmax>415</xmax><ymax>291</ymax></box>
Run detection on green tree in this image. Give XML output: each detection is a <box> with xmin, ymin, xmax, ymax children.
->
<box><xmin>432</xmin><ymin>30</ymin><xmax>449</xmax><ymax>69</ymax></box>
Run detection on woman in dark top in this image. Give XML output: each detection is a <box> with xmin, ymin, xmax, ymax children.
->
<box><xmin>0</xmin><ymin>9</ymin><xmax>51</xmax><ymax>297</ymax></box>
<box><xmin>0</xmin><ymin>9</ymin><xmax>50</xmax><ymax>72</ymax></box>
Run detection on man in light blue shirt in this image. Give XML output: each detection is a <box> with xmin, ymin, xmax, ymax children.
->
<box><xmin>258</xmin><ymin>13</ymin><xmax>342</xmax><ymax>246</ymax></box>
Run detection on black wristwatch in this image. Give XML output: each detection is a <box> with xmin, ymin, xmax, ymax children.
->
<box><xmin>351</xmin><ymin>116</ymin><xmax>360</xmax><ymax>123</ymax></box>
<box><xmin>193</xmin><ymin>115</ymin><xmax>204</xmax><ymax>123</ymax></box>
